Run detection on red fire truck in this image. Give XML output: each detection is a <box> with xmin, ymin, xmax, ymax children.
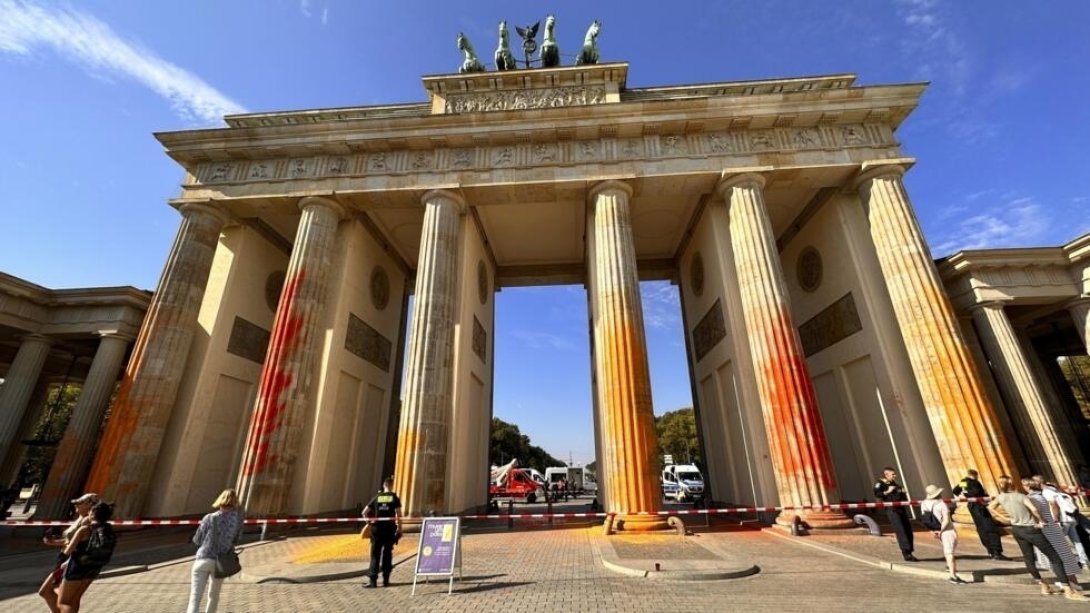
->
<box><xmin>489</xmin><ymin>463</ymin><xmax>544</xmax><ymax>504</ymax></box>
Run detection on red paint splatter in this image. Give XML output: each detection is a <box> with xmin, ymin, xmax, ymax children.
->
<box><xmin>758</xmin><ymin>312</ymin><xmax>838</xmax><ymax>497</ymax></box>
<box><xmin>243</xmin><ymin>269</ymin><xmax>306</xmax><ymax>477</ymax></box>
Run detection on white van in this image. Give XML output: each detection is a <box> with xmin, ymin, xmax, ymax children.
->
<box><xmin>545</xmin><ymin>466</ymin><xmax>594</xmax><ymax>496</ymax></box>
<box><xmin>662</xmin><ymin>464</ymin><xmax>704</xmax><ymax>502</ymax></box>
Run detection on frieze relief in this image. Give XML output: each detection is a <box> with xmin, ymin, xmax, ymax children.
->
<box><xmin>195</xmin><ymin>122</ymin><xmax>893</xmax><ymax>185</ymax></box>
<box><xmin>443</xmin><ymin>86</ymin><xmax>607</xmax><ymax>114</ymax></box>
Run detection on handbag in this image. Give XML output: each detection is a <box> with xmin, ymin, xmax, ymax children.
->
<box><xmin>210</xmin><ymin>513</ymin><xmax>242</xmax><ymax>579</ymax></box>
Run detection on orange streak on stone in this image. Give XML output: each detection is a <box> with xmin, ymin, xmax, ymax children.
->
<box><xmin>242</xmin><ymin>270</ymin><xmax>305</xmax><ymax>477</ymax></box>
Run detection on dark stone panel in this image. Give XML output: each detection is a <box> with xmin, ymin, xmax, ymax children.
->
<box><xmin>692</xmin><ymin>299</ymin><xmax>726</xmax><ymax>362</ymax></box>
<box><xmin>345</xmin><ymin>313</ymin><xmax>392</xmax><ymax>372</ymax></box>
<box><xmin>227</xmin><ymin>316</ymin><xmax>270</xmax><ymax>365</ymax></box>
<box><xmin>798</xmin><ymin>292</ymin><xmax>863</xmax><ymax>357</ymax></box>
<box><xmin>472</xmin><ymin>315</ymin><xmax>487</xmax><ymax>363</ymax></box>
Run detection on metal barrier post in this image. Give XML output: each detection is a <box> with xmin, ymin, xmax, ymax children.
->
<box><xmin>547</xmin><ymin>498</ymin><xmax>553</xmax><ymax>529</ymax></box>
<box><xmin>260</xmin><ymin>520</ymin><xmax>268</xmax><ymax>541</ymax></box>
<box><xmin>507</xmin><ymin>500</ymin><xmax>514</xmax><ymax>530</ymax></box>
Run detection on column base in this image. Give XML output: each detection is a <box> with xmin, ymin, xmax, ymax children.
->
<box><xmin>613</xmin><ymin>513</ymin><xmax>670</xmax><ymax>532</ymax></box>
<box><xmin>776</xmin><ymin>509</ymin><xmax>856</xmax><ymax>532</ymax></box>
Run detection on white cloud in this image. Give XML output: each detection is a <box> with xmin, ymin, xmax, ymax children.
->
<box><xmin>0</xmin><ymin>0</ymin><xmax>245</xmax><ymax>125</ymax></box>
<box><xmin>510</xmin><ymin>330</ymin><xmax>578</xmax><ymax>352</ymax></box>
<box><xmin>895</xmin><ymin>0</ymin><xmax>970</xmax><ymax>96</ymax></box>
<box><xmin>640</xmin><ymin>282</ymin><xmax>681</xmax><ymax>331</ymax></box>
<box><xmin>299</xmin><ymin>0</ymin><xmax>311</xmax><ymax>17</ymax></box>
<box><xmin>932</xmin><ymin>196</ymin><xmax>1050</xmax><ymax>255</ymax></box>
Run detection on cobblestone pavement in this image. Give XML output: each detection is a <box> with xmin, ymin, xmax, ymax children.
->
<box><xmin>2</xmin><ymin>523</ymin><xmax>1087</xmax><ymax>612</ymax></box>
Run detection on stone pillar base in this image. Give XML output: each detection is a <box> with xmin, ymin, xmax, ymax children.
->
<box><xmin>776</xmin><ymin>510</ymin><xmax>856</xmax><ymax>531</ymax></box>
<box><xmin>613</xmin><ymin>514</ymin><xmax>670</xmax><ymax>532</ymax></box>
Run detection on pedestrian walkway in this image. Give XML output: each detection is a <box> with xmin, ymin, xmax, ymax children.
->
<box><xmin>1</xmin><ymin>520</ymin><xmax>1087</xmax><ymax>611</ymax></box>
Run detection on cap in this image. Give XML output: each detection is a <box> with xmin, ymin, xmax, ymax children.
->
<box><xmin>71</xmin><ymin>493</ymin><xmax>100</xmax><ymax>505</ymax></box>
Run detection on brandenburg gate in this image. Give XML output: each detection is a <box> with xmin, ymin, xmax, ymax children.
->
<box><xmin>69</xmin><ymin>59</ymin><xmax>1086</xmax><ymax>529</ymax></box>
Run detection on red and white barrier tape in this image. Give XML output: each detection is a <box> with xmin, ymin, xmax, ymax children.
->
<box><xmin>11</xmin><ymin>492</ymin><xmax>1086</xmax><ymax>528</ymax></box>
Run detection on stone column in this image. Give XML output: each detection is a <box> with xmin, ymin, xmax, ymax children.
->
<box><xmin>394</xmin><ymin>190</ymin><xmax>465</xmax><ymax>518</ymax></box>
<box><xmin>971</xmin><ymin>303</ymin><xmax>1078</xmax><ymax>485</ymax></box>
<box><xmin>718</xmin><ymin>173</ymin><xmax>851</xmax><ymax>529</ymax></box>
<box><xmin>1068</xmin><ymin>298</ymin><xmax>1090</xmax><ymax>353</ymax></box>
<box><xmin>0</xmin><ymin>378</ymin><xmax>50</xmax><ymax>487</ymax></box>
<box><xmin>237</xmin><ymin>196</ymin><xmax>346</xmax><ymax>515</ymax></box>
<box><xmin>85</xmin><ymin>202</ymin><xmax>228</xmax><ymax>518</ymax></box>
<box><xmin>36</xmin><ymin>333</ymin><xmax>132</xmax><ymax>519</ymax></box>
<box><xmin>587</xmin><ymin>180</ymin><xmax>665</xmax><ymax>531</ymax></box>
<box><xmin>0</xmin><ymin>334</ymin><xmax>55</xmax><ymax>463</ymax></box>
<box><xmin>855</xmin><ymin>163</ymin><xmax>1018</xmax><ymax>489</ymax></box>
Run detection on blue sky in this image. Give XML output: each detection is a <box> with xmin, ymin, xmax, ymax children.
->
<box><xmin>2</xmin><ymin>1</ymin><xmax>1088</xmax><ymax>465</ymax></box>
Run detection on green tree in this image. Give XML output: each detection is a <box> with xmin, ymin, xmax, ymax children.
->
<box><xmin>22</xmin><ymin>384</ymin><xmax>82</xmax><ymax>486</ymax></box>
<box><xmin>490</xmin><ymin>417</ymin><xmax>563</xmax><ymax>473</ymax></box>
<box><xmin>655</xmin><ymin>408</ymin><xmax>699</xmax><ymax>466</ymax></box>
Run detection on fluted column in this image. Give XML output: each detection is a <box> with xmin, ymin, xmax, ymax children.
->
<box><xmin>971</xmin><ymin>302</ymin><xmax>1078</xmax><ymax>485</ymax></box>
<box><xmin>0</xmin><ymin>378</ymin><xmax>50</xmax><ymax>487</ymax></box>
<box><xmin>718</xmin><ymin>173</ymin><xmax>850</xmax><ymax>529</ymax></box>
<box><xmin>84</xmin><ymin>202</ymin><xmax>228</xmax><ymax>517</ymax></box>
<box><xmin>1069</xmin><ymin>298</ymin><xmax>1090</xmax><ymax>353</ymax></box>
<box><xmin>587</xmin><ymin>180</ymin><xmax>665</xmax><ymax>531</ymax></box>
<box><xmin>0</xmin><ymin>334</ymin><xmax>54</xmax><ymax>463</ymax></box>
<box><xmin>237</xmin><ymin>196</ymin><xmax>346</xmax><ymax>515</ymax></box>
<box><xmin>856</xmin><ymin>163</ymin><xmax>1018</xmax><ymax>490</ymax></box>
<box><xmin>37</xmin><ymin>333</ymin><xmax>131</xmax><ymax>518</ymax></box>
<box><xmin>394</xmin><ymin>190</ymin><xmax>464</xmax><ymax>517</ymax></box>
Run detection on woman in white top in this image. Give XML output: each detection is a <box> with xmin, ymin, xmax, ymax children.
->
<box><xmin>919</xmin><ymin>485</ymin><xmax>967</xmax><ymax>584</ymax></box>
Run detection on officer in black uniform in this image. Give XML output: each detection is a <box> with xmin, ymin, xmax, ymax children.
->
<box><xmin>362</xmin><ymin>477</ymin><xmax>402</xmax><ymax>587</ymax></box>
<box><xmin>951</xmin><ymin>468</ymin><xmax>1008</xmax><ymax>560</ymax></box>
<box><xmin>874</xmin><ymin>467</ymin><xmax>917</xmax><ymax>561</ymax></box>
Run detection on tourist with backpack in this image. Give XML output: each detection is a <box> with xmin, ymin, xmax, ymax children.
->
<box><xmin>1033</xmin><ymin>474</ymin><xmax>1090</xmax><ymax>567</ymax></box>
<box><xmin>187</xmin><ymin>488</ymin><xmax>243</xmax><ymax>613</ymax></box>
<box><xmin>919</xmin><ymin>484</ymin><xmax>967</xmax><ymax>584</ymax></box>
<box><xmin>57</xmin><ymin>501</ymin><xmax>116</xmax><ymax>612</ymax></box>
<box><xmin>38</xmin><ymin>492</ymin><xmax>97</xmax><ymax>613</ymax></box>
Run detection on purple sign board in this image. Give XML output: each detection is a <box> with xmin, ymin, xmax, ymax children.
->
<box><xmin>414</xmin><ymin>517</ymin><xmax>461</xmax><ymax>576</ymax></box>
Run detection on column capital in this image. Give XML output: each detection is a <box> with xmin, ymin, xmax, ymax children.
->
<box><xmin>852</xmin><ymin>160</ymin><xmax>914</xmax><ymax>191</ymax></box>
<box><xmin>19</xmin><ymin>333</ymin><xmax>55</xmax><ymax>347</ymax></box>
<box><xmin>178</xmin><ymin>201</ymin><xmax>231</xmax><ymax>228</ymax></box>
<box><xmin>420</xmin><ymin>189</ymin><xmax>467</xmax><ymax>214</ymax></box>
<box><xmin>967</xmin><ymin>300</ymin><xmax>1011</xmax><ymax>313</ymax></box>
<box><xmin>587</xmin><ymin>179</ymin><xmax>634</xmax><ymax>202</ymax></box>
<box><xmin>298</xmin><ymin>195</ymin><xmax>349</xmax><ymax>220</ymax></box>
<box><xmin>716</xmin><ymin>170</ymin><xmax>769</xmax><ymax>196</ymax></box>
<box><xmin>96</xmin><ymin>330</ymin><xmax>136</xmax><ymax>343</ymax></box>
<box><xmin>1064</xmin><ymin>295</ymin><xmax>1090</xmax><ymax>309</ymax></box>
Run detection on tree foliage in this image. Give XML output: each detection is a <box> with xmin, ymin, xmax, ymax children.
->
<box><xmin>21</xmin><ymin>384</ymin><xmax>82</xmax><ymax>486</ymax></box>
<box><xmin>490</xmin><ymin>417</ymin><xmax>563</xmax><ymax>473</ymax></box>
<box><xmin>655</xmin><ymin>407</ymin><xmax>700</xmax><ymax>466</ymax></box>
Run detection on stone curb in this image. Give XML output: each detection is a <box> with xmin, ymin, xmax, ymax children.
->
<box><xmin>761</xmin><ymin>528</ymin><xmax>1036</xmax><ymax>586</ymax></box>
<box><xmin>591</xmin><ymin>534</ymin><xmax>759</xmax><ymax>581</ymax></box>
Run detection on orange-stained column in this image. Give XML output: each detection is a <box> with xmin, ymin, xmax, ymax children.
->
<box><xmin>971</xmin><ymin>302</ymin><xmax>1079</xmax><ymax>486</ymax></box>
<box><xmin>855</xmin><ymin>162</ymin><xmax>1018</xmax><ymax>489</ymax></box>
<box><xmin>37</xmin><ymin>332</ymin><xmax>132</xmax><ymax>519</ymax></box>
<box><xmin>237</xmin><ymin>196</ymin><xmax>346</xmax><ymax>515</ymax></box>
<box><xmin>85</xmin><ymin>202</ymin><xmax>228</xmax><ymax>518</ymax></box>
<box><xmin>393</xmin><ymin>190</ymin><xmax>465</xmax><ymax>518</ymax></box>
<box><xmin>587</xmin><ymin>180</ymin><xmax>666</xmax><ymax>531</ymax></box>
<box><xmin>718</xmin><ymin>173</ymin><xmax>851</xmax><ymax>530</ymax></box>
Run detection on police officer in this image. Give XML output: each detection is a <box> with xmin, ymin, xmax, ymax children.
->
<box><xmin>362</xmin><ymin>477</ymin><xmax>402</xmax><ymax>588</ymax></box>
<box><xmin>952</xmin><ymin>468</ymin><xmax>1008</xmax><ymax>560</ymax></box>
<box><xmin>874</xmin><ymin>467</ymin><xmax>917</xmax><ymax>561</ymax></box>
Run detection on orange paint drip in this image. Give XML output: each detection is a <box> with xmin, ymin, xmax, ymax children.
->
<box><xmin>243</xmin><ymin>270</ymin><xmax>306</xmax><ymax>477</ymax></box>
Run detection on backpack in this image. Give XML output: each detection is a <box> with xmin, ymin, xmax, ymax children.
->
<box><xmin>919</xmin><ymin>509</ymin><xmax>942</xmax><ymax>531</ymax></box>
<box><xmin>78</xmin><ymin>524</ymin><xmax>117</xmax><ymax>567</ymax></box>
<box><xmin>1055</xmin><ymin>492</ymin><xmax>1078</xmax><ymax>518</ymax></box>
